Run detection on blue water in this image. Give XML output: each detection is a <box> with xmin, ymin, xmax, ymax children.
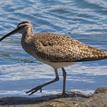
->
<box><xmin>0</xmin><ymin>0</ymin><xmax>107</xmax><ymax>97</ymax></box>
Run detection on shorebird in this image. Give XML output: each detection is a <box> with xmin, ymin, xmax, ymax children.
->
<box><xmin>0</xmin><ymin>21</ymin><xmax>107</xmax><ymax>96</ymax></box>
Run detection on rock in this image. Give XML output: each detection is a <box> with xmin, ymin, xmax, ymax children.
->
<box><xmin>43</xmin><ymin>101</ymin><xmax>70</xmax><ymax>107</ymax></box>
<box><xmin>95</xmin><ymin>87</ymin><xmax>107</xmax><ymax>94</ymax></box>
<box><xmin>0</xmin><ymin>87</ymin><xmax>107</xmax><ymax>107</ymax></box>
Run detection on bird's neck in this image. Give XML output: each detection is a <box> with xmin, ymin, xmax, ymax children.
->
<box><xmin>22</xmin><ymin>28</ymin><xmax>33</xmax><ymax>43</ymax></box>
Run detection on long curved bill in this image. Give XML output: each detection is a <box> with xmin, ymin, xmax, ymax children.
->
<box><xmin>0</xmin><ymin>28</ymin><xmax>19</xmax><ymax>41</ymax></box>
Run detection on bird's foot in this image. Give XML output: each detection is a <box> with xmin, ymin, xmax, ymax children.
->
<box><xmin>26</xmin><ymin>86</ymin><xmax>42</xmax><ymax>96</ymax></box>
<box><xmin>61</xmin><ymin>91</ymin><xmax>79</xmax><ymax>97</ymax></box>
<box><xmin>61</xmin><ymin>92</ymin><xmax>68</xmax><ymax>97</ymax></box>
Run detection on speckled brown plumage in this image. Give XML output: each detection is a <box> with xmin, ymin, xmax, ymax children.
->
<box><xmin>21</xmin><ymin>32</ymin><xmax>107</xmax><ymax>63</ymax></box>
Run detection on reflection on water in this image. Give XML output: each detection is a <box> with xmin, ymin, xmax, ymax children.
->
<box><xmin>0</xmin><ymin>0</ymin><xmax>107</xmax><ymax>97</ymax></box>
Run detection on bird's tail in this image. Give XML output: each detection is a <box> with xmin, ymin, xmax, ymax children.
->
<box><xmin>76</xmin><ymin>46</ymin><xmax>107</xmax><ymax>62</ymax></box>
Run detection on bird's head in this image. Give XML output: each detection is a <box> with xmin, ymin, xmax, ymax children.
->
<box><xmin>0</xmin><ymin>21</ymin><xmax>32</xmax><ymax>41</ymax></box>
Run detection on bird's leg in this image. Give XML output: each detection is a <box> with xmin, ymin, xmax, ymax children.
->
<box><xmin>62</xmin><ymin>67</ymin><xmax>67</xmax><ymax>96</ymax></box>
<box><xmin>26</xmin><ymin>69</ymin><xmax>59</xmax><ymax>95</ymax></box>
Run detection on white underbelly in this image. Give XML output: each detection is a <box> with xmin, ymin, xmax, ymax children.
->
<box><xmin>45</xmin><ymin>61</ymin><xmax>74</xmax><ymax>68</ymax></box>
<box><xmin>37</xmin><ymin>58</ymin><xmax>74</xmax><ymax>68</ymax></box>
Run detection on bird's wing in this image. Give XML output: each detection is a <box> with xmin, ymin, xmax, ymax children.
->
<box><xmin>33</xmin><ymin>33</ymin><xmax>107</xmax><ymax>62</ymax></box>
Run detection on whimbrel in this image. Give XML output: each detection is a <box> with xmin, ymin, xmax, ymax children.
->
<box><xmin>0</xmin><ymin>21</ymin><xmax>107</xmax><ymax>96</ymax></box>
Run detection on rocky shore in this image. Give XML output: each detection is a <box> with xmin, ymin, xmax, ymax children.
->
<box><xmin>0</xmin><ymin>87</ymin><xmax>107</xmax><ymax>107</ymax></box>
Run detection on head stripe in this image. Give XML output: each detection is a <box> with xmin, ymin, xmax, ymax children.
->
<box><xmin>18</xmin><ymin>21</ymin><xmax>30</xmax><ymax>26</ymax></box>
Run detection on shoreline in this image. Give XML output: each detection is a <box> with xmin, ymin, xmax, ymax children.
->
<box><xmin>0</xmin><ymin>87</ymin><xmax>107</xmax><ymax>107</ymax></box>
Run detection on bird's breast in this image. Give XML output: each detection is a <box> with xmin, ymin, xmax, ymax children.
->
<box><xmin>21</xmin><ymin>39</ymin><xmax>35</xmax><ymax>56</ymax></box>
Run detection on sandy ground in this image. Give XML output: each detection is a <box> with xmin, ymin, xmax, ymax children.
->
<box><xmin>0</xmin><ymin>87</ymin><xmax>107</xmax><ymax>107</ymax></box>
